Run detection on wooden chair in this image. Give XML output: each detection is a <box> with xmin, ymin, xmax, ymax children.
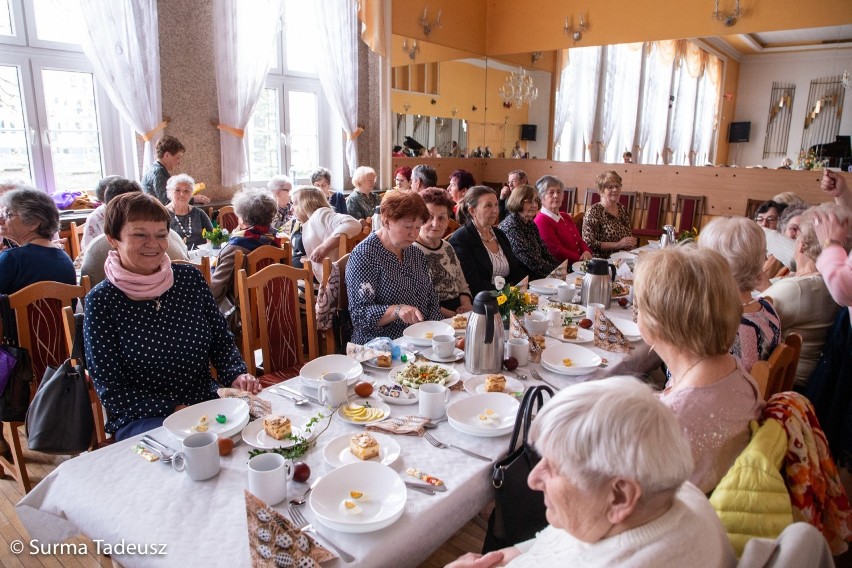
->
<box><xmin>338</xmin><ymin>231</ymin><xmax>369</xmax><ymax>257</ymax></box>
<box><xmin>633</xmin><ymin>192</ymin><xmax>671</xmax><ymax>241</ymax></box>
<box><xmin>582</xmin><ymin>188</ymin><xmax>601</xmax><ymax>212</ymax></box>
<box><xmin>0</xmin><ymin>277</ymin><xmax>90</xmax><ymax>494</ymax></box>
<box><xmin>216</xmin><ymin>205</ymin><xmax>239</xmax><ymax>232</ymax></box>
<box><xmin>560</xmin><ymin>186</ymin><xmax>578</xmax><ymax>216</ymax></box>
<box><xmin>61</xmin><ymin>306</ymin><xmax>108</xmax><ymax>449</ymax></box>
<box><xmin>673</xmin><ymin>194</ymin><xmax>706</xmax><ymax>233</ymax></box>
<box><xmin>444</xmin><ymin>218</ymin><xmax>460</xmax><ymax>239</ymax></box>
<box><xmin>172</xmin><ymin>256</ymin><xmax>212</xmax><ymax>285</ymax></box>
<box><xmin>233</xmin><ymin>244</ymin><xmax>291</xmax><ymax>276</ymax></box>
<box><xmin>751</xmin><ymin>333</ymin><xmax>803</xmax><ymax>399</ymax></box>
<box><xmin>572</xmin><ymin>211</ymin><xmax>584</xmax><ymax>234</ymax></box>
<box><xmin>68</xmin><ymin>221</ymin><xmax>86</xmax><ymax>259</ymax></box>
<box><xmin>620</xmin><ymin>191</ymin><xmax>638</xmax><ymax>225</ymax></box>
<box><xmin>235</xmin><ymin>262</ymin><xmax>318</xmax><ymax>386</ymax></box>
<box><xmin>745</xmin><ymin>198</ymin><xmax>765</xmax><ymax>220</ymax></box>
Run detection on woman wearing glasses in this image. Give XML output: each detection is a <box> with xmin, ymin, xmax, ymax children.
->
<box><xmin>753</xmin><ymin>200</ymin><xmax>786</xmax><ymax>231</ymax></box>
<box><xmin>581</xmin><ymin>171</ymin><xmax>636</xmax><ymax>259</ymax></box>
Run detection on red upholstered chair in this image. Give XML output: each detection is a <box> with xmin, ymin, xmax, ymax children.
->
<box><xmin>633</xmin><ymin>193</ymin><xmax>671</xmax><ymax>241</ymax></box>
<box><xmin>673</xmin><ymin>194</ymin><xmax>706</xmax><ymax>233</ymax></box>
<box><xmin>619</xmin><ymin>191</ymin><xmax>638</xmax><ymax>226</ymax></box>
<box><xmin>582</xmin><ymin>188</ymin><xmax>601</xmax><ymax>212</ymax></box>
<box><xmin>216</xmin><ymin>205</ymin><xmax>239</xmax><ymax>232</ymax></box>
<box><xmin>559</xmin><ymin>186</ymin><xmax>577</xmax><ymax>216</ymax></box>
<box><xmin>235</xmin><ymin>262</ymin><xmax>318</xmax><ymax>387</ymax></box>
<box><xmin>1</xmin><ymin>277</ymin><xmax>90</xmax><ymax>494</ymax></box>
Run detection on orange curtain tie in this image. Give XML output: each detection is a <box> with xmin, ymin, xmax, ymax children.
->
<box><xmin>141</xmin><ymin>120</ymin><xmax>168</xmax><ymax>142</ymax></box>
<box><xmin>348</xmin><ymin>127</ymin><xmax>364</xmax><ymax>141</ymax></box>
<box><xmin>217</xmin><ymin>124</ymin><xmax>245</xmax><ymax>138</ymax></box>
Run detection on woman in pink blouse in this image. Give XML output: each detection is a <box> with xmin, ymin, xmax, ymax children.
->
<box><xmin>533</xmin><ymin>175</ymin><xmax>592</xmax><ymax>264</ymax></box>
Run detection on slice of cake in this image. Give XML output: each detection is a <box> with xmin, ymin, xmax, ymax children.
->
<box><xmin>485</xmin><ymin>374</ymin><xmax>506</xmax><ymax>392</ymax></box>
<box><xmin>263</xmin><ymin>414</ymin><xmax>292</xmax><ymax>440</ymax></box>
<box><xmin>563</xmin><ymin>325</ymin><xmax>578</xmax><ymax>340</ymax></box>
<box><xmin>452</xmin><ymin>314</ymin><xmax>467</xmax><ymax>329</ymax></box>
<box><xmin>376</xmin><ymin>354</ymin><xmax>392</xmax><ymax>368</ymax></box>
<box><xmin>350</xmin><ymin>432</ymin><xmax>380</xmax><ymax>461</ymax></box>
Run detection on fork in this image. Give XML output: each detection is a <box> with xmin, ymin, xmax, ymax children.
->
<box><xmin>530</xmin><ymin>368</ymin><xmax>560</xmax><ymax>391</ymax></box>
<box><xmin>137</xmin><ymin>439</ymin><xmax>174</xmax><ymax>464</ymax></box>
<box><xmin>423</xmin><ymin>432</ymin><xmax>491</xmax><ymax>462</ymax></box>
<box><xmin>288</xmin><ymin>504</ymin><xmax>354</xmax><ymax>563</ymax></box>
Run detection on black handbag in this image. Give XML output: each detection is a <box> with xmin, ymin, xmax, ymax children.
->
<box><xmin>483</xmin><ymin>385</ymin><xmax>554</xmax><ymax>553</ymax></box>
<box><xmin>0</xmin><ymin>295</ymin><xmax>33</xmax><ymax>423</ymax></box>
<box><xmin>25</xmin><ymin>313</ymin><xmax>94</xmax><ymax>454</ymax></box>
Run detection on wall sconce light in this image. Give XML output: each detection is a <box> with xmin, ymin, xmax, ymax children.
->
<box><xmin>472</xmin><ymin>105</ymin><xmax>478</xmax><ymax>112</ymax></box>
<box><xmin>403</xmin><ymin>103</ymin><xmax>411</xmax><ymax>113</ymax></box>
<box><xmin>564</xmin><ymin>15</ymin><xmax>587</xmax><ymax>41</ymax></box>
<box><xmin>531</xmin><ymin>51</ymin><xmax>542</xmax><ymax>65</ymax></box>
<box><xmin>419</xmin><ymin>6</ymin><xmax>441</xmax><ymax>36</ymax></box>
<box><xmin>401</xmin><ymin>39</ymin><xmax>419</xmax><ymax>60</ymax></box>
<box><xmin>451</xmin><ymin>108</ymin><xmax>458</xmax><ymax>117</ymax></box>
<box><xmin>713</xmin><ymin>0</ymin><xmax>741</xmax><ymax>27</ymax></box>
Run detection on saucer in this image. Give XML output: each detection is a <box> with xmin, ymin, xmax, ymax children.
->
<box><xmin>422</xmin><ymin>347</ymin><xmax>464</xmax><ymax>363</ymax></box>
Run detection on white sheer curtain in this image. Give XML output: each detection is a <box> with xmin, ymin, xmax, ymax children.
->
<box><xmin>600</xmin><ymin>43</ymin><xmax>642</xmax><ymax>163</ymax></box>
<box><xmin>552</xmin><ymin>50</ymin><xmax>572</xmax><ymax>158</ymax></box>
<box><xmin>313</xmin><ymin>0</ymin><xmax>360</xmax><ymax>174</ymax></box>
<box><xmin>639</xmin><ymin>41</ymin><xmax>676</xmax><ymax>164</ymax></box>
<box><xmin>556</xmin><ymin>46</ymin><xmax>602</xmax><ymax>162</ymax></box>
<box><xmin>213</xmin><ymin>0</ymin><xmax>284</xmax><ymax>187</ymax></box>
<box><xmin>693</xmin><ymin>58</ymin><xmax>722</xmax><ymax>165</ymax></box>
<box><xmin>79</xmin><ymin>0</ymin><xmax>162</xmax><ymax>169</ymax></box>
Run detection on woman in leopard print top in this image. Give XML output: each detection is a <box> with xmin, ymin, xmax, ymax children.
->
<box><xmin>581</xmin><ymin>171</ymin><xmax>636</xmax><ymax>259</ymax></box>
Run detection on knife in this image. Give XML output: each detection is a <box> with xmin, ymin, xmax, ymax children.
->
<box><xmin>279</xmin><ymin>385</ymin><xmax>321</xmax><ymax>405</ymax></box>
<box><xmin>405</xmin><ymin>480</ymin><xmax>447</xmax><ymax>493</ymax></box>
<box><xmin>404</xmin><ymin>481</ymin><xmax>437</xmax><ymax>495</ymax></box>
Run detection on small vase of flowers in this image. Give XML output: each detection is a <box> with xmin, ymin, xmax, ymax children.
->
<box><xmin>493</xmin><ymin>276</ymin><xmax>537</xmax><ymax>328</ymax></box>
<box><xmin>202</xmin><ymin>223</ymin><xmax>229</xmax><ymax>249</ymax></box>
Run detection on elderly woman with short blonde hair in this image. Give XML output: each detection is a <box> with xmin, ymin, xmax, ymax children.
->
<box><xmin>448</xmin><ymin>377</ymin><xmax>735</xmax><ymax>568</ymax></box>
<box><xmin>698</xmin><ymin>217</ymin><xmax>781</xmax><ymax>373</ymax></box>
<box><xmin>581</xmin><ymin>170</ymin><xmax>636</xmax><ymax>258</ymax></box>
<box><xmin>634</xmin><ymin>247</ymin><xmax>763</xmax><ymax>494</ymax></box>
<box><xmin>291</xmin><ymin>185</ymin><xmax>361</xmax><ymax>279</ymax></box>
<box><xmin>346</xmin><ymin>165</ymin><xmax>380</xmax><ymax>220</ymax></box>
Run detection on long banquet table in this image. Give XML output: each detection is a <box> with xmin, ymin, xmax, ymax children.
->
<box><xmin>16</xmin><ymin>287</ymin><xmax>645</xmax><ymax>568</ymax></box>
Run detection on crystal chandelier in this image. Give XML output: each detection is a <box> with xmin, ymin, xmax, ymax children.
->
<box><xmin>499</xmin><ymin>69</ymin><xmax>539</xmax><ymax>109</ymax></box>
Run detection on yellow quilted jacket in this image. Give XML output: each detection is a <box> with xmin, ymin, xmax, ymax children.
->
<box><xmin>709</xmin><ymin>419</ymin><xmax>794</xmax><ymax>556</ymax></box>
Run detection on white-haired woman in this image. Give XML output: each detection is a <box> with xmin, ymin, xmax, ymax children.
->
<box><xmin>763</xmin><ymin>203</ymin><xmax>848</xmax><ymax>386</ymax></box>
<box><xmin>346</xmin><ymin>166</ymin><xmax>380</xmax><ymax>220</ymax></box>
<box><xmin>165</xmin><ymin>173</ymin><xmax>212</xmax><ymax>249</ymax></box>
<box><xmin>448</xmin><ymin>377</ymin><xmax>735</xmax><ymax>568</ymax></box>
<box><xmin>267</xmin><ymin>174</ymin><xmax>293</xmax><ymax>231</ymax></box>
<box><xmin>634</xmin><ymin>247</ymin><xmax>763</xmax><ymax>494</ymax></box>
<box><xmin>698</xmin><ymin>217</ymin><xmax>781</xmax><ymax>373</ymax></box>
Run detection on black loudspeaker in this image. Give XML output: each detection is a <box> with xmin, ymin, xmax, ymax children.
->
<box><xmin>520</xmin><ymin>124</ymin><xmax>537</xmax><ymax>141</ymax></box>
<box><xmin>728</xmin><ymin>122</ymin><xmax>750</xmax><ymax>143</ymax></box>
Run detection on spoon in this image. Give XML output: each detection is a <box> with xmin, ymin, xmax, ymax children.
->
<box><xmin>270</xmin><ymin>389</ymin><xmax>310</xmax><ymax>406</ymax></box>
<box><xmin>290</xmin><ymin>476</ymin><xmax>322</xmax><ymax>505</ymax></box>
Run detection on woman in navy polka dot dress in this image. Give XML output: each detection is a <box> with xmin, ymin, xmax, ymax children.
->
<box><xmin>83</xmin><ymin>193</ymin><xmax>260</xmax><ymax>441</ymax></box>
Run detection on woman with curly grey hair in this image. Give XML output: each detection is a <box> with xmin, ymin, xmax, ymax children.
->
<box><xmin>165</xmin><ymin>173</ymin><xmax>213</xmax><ymax>249</ymax></box>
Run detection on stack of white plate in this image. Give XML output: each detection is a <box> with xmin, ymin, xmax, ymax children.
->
<box><xmin>540</xmin><ymin>343</ymin><xmax>602</xmax><ymax>376</ymax></box>
<box><xmin>403</xmin><ymin>321</ymin><xmax>455</xmax><ymax>346</ymax></box>
<box><xmin>299</xmin><ymin>354</ymin><xmax>363</xmax><ymax>393</ymax></box>
<box><xmin>528</xmin><ymin>278</ymin><xmax>564</xmax><ymax>295</ymax></box>
<box><xmin>447</xmin><ymin>393</ymin><xmax>519</xmax><ymax>437</ymax></box>
<box><xmin>608</xmin><ymin>317</ymin><xmax>642</xmax><ymax>341</ymax></box>
<box><xmin>310</xmin><ymin>462</ymin><xmax>407</xmax><ymax>533</ymax></box>
<box><xmin>163</xmin><ymin>398</ymin><xmax>250</xmax><ymax>441</ymax></box>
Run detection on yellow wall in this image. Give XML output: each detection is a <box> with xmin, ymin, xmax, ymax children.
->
<box><xmin>716</xmin><ymin>58</ymin><xmax>740</xmax><ymax>165</ymax></box>
<box><xmin>391</xmin><ymin>0</ymin><xmax>487</xmax><ymax>55</ymax></box>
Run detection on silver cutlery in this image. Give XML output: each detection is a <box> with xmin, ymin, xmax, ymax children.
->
<box><xmin>423</xmin><ymin>432</ymin><xmax>491</xmax><ymax>462</ymax></box>
<box><xmin>530</xmin><ymin>368</ymin><xmax>560</xmax><ymax>391</ymax></box>
<box><xmin>423</xmin><ymin>416</ymin><xmax>448</xmax><ymax>429</ymax></box>
<box><xmin>278</xmin><ymin>385</ymin><xmax>320</xmax><ymax>405</ymax></box>
<box><xmin>405</xmin><ymin>480</ymin><xmax>446</xmax><ymax>493</ymax></box>
<box><xmin>288</xmin><ymin>504</ymin><xmax>354</xmax><ymax>563</ymax></box>
<box><xmin>270</xmin><ymin>388</ymin><xmax>310</xmax><ymax>406</ymax></box>
<box><xmin>140</xmin><ymin>436</ymin><xmax>176</xmax><ymax>463</ymax></box>
<box><xmin>290</xmin><ymin>476</ymin><xmax>322</xmax><ymax>506</ymax></box>
<box><xmin>137</xmin><ymin>439</ymin><xmax>174</xmax><ymax>464</ymax></box>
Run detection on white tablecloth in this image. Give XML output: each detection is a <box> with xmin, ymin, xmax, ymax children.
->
<box><xmin>16</xmin><ymin>295</ymin><xmax>646</xmax><ymax>568</ymax></box>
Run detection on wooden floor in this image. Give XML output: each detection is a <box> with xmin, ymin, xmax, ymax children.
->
<box><xmin>0</xmin><ymin>422</ymin><xmax>485</xmax><ymax>568</ymax></box>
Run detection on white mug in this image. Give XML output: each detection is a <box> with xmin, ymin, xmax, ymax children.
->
<box><xmin>248</xmin><ymin>453</ymin><xmax>294</xmax><ymax>506</ymax></box>
<box><xmin>506</xmin><ymin>337</ymin><xmax>529</xmax><ymax>366</ymax></box>
<box><xmin>419</xmin><ymin>383</ymin><xmax>450</xmax><ymax>420</ymax></box>
<box><xmin>585</xmin><ymin>302</ymin><xmax>605</xmax><ymax>321</ymax></box>
<box><xmin>524</xmin><ymin>311</ymin><xmax>549</xmax><ymax>335</ymax></box>
<box><xmin>172</xmin><ymin>432</ymin><xmax>220</xmax><ymax>481</ymax></box>
<box><xmin>318</xmin><ymin>372</ymin><xmax>348</xmax><ymax>406</ymax></box>
<box><xmin>556</xmin><ymin>284</ymin><xmax>574</xmax><ymax>302</ymax></box>
<box><xmin>432</xmin><ymin>334</ymin><xmax>456</xmax><ymax>359</ymax></box>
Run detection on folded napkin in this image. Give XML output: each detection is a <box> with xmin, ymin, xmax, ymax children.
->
<box><xmin>245</xmin><ymin>491</ymin><xmax>335</xmax><ymax>567</ymax></box>
<box><xmin>516</xmin><ymin>275</ymin><xmax>529</xmax><ymax>291</ymax></box>
<box><xmin>366</xmin><ymin>415</ymin><xmax>430</xmax><ymax>436</ymax></box>
<box><xmin>616</xmin><ymin>262</ymin><xmax>634</xmax><ymax>283</ymax></box>
<box><xmin>510</xmin><ymin>312</ymin><xmax>544</xmax><ymax>363</ymax></box>
<box><xmin>346</xmin><ymin>342</ymin><xmax>388</xmax><ymax>362</ymax></box>
<box><xmin>547</xmin><ymin>260</ymin><xmax>569</xmax><ymax>280</ymax></box>
<box><xmin>592</xmin><ymin>311</ymin><xmax>634</xmax><ymax>353</ymax></box>
<box><xmin>217</xmin><ymin>388</ymin><xmax>271</xmax><ymax>420</ymax></box>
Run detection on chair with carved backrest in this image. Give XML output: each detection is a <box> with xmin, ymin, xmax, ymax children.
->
<box><xmin>582</xmin><ymin>188</ymin><xmax>601</xmax><ymax>212</ymax></box>
<box><xmin>560</xmin><ymin>186</ymin><xmax>578</xmax><ymax>216</ymax></box>
<box><xmin>316</xmin><ymin>254</ymin><xmax>351</xmax><ymax>355</ymax></box>
<box><xmin>171</xmin><ymin>256</ymin><xmax>212</xmax><ymax>285</ymax></box>
<box><xmin>235</xmin><ymin>262</ymin><xmax>318</xmax><ymax>387</ymax></box>
<box><xmin>619</xmin><ymin>191</ymin><xmax>638</xmax><ymax>227</ymax></box>
<box><xmin>633</xmin><ymin>192</ymin><xmax>671</xmax><ymax>243</ymax></box>
<box><xmin>216</xmin><ymin>205</ymin><xmax>239</xmax><ymax>232</ymax></box>
<box><xmin>338</xmin><ymin>231</ymin><xmax>369</xmax><ymax>257</ymax></box>
<box><xmin>673</xmin><ymin>194</ymin><xmax>706</xmax><ymax>234</ymax></box>
<box><xmin>0</xmin><ymin>277</ymin><xmax>90</xmax><ymax>494</ymax></box>
<box><xmin>751</xmin><ymin>333</ymin><xmax>803</xmax><ymax>399</ymax></box>
<box><xmin>68</xmin><ymin>221</ymin><xmax>86</xmax><ymax>259</ymax></box>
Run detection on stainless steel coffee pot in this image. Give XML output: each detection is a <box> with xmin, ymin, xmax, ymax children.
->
<box><xmin>464</xmin><ymin>291</ymin><xmax>504</xmax><ymax>374</ymax></box>
<box><xmin>580</xmin><ymin>258</ymin><xmax>616</xmax><ymax>307</ymax></box>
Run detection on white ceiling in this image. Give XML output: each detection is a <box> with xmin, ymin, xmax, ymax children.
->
<box><xmin>743</xmin><ymin>24</ymin><xmax>852</xmax><ymax>52</ymax></box>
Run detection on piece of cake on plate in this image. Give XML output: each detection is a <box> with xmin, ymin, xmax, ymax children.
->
<box><xmin>376</xmin><ymin>354</ymin><xmax>392</xmax><ymax>367</ymax></box>
<box><xmin>563</xmin><ymin>325</ymin><xmax>578</xmax><ymax>340</ymax></box>
<box><xmin>485</xmin><ymin>374</ymin><xmax>507</xmax><ymax>392</ymax></box>
<box><xmin>263</xmin><ymin>414</ymin><xmax>292</xmax><ymax>440</ymax></box>
<box><xmin>350</xmin><ymin>432</ymin><xmax>380</xmax><ymax>460</ymax></box>
<box><xmin>452</xmin><ymin>314</ymin><xmax>468</xmax><ymax>329</ymax></box>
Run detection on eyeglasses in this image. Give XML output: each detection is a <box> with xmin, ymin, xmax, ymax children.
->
<box><xmin>754</xmin><ymin>215</ymin><xmax>778</xmax><ymax>224</ymax></box>
<box><xmin>522</xmin><ymin>198</ymin><xmax>541</xmax><ymax>206</ymax></box>
<box><xmin>395</xmin><ymin>178</ymin><xmax>407</xmax><ymax>183</ymax></box>
<box><xmin>603</xmin><ymin>184</ymin><xmax>622</xmax><ymax>191</ymax></box>
<box><xmin>0</xmin><ymin>209</ymin><xmax>17</xmax><ymax>221</ymax></box>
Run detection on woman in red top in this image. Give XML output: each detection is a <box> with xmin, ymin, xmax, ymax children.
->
<box><xmin>533</xmin><ymin>175</ymin><xmax>592</xmax><ymax>263</ymax></box>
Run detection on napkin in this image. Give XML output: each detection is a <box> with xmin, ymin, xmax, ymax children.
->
<box><xmin>592</xmin><ymin>311</ymin><xmax>634</xmax><ymax>353</ymax></box>
<box><xmin>346</xmin><ymin>342</ymin><xmax>388</xmax><ymax>362</ymax></box>
<box><xmin>245</xmin><ymin>491</ymin><xmax>335</xmax><ymax>567</ymax></box>
<box><xmin>217</xmin><ymin>388</ymin><xmax>271</xmax><ymax>420</ymax></box>
<box><xmin>547</xmin><ymin>260</ymin><xmax>569</xmax><ymax>280</ymax></box>
<box><xmin>615</xmin><ymin>262</ymin><xmax>634</xmax><ymax>283</ymax></box>
<box><xmin>366</xmin><ymin>415</ymin><xmax>430</xmax><ymax>436</ymax></box>
<box><xmin>510</xmin><ymin>312</ymin><xmax>543</xmax><ymax>363</ymax></box>
<box><xmin>516</xmin><ymin>275</ymin><xmax>529</xmax><ymax>291</ymax></box>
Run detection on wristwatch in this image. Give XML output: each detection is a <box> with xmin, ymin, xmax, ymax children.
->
<box><xmin>822</xmin><ymin>239</ymin><xmax>844</xmax><ymax>250</ymax></box>
<box><xmin>393</xmin><ymin>305</ymin><xmax>402</xmax><ymax>320</ymax></box>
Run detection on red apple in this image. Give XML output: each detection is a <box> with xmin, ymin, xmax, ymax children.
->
<box><xmin>293</xmin><ymin>462</ymin><xmax>311</xmax><ymax>483</ymax></box>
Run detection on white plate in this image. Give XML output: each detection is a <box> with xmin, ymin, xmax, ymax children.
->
<box><xmin>375</xmin><ymin>381</ymin><xmax>418</xmax><ymax>405</ymax></box>
<box><xmin>441</xmin><ymin>316</ymin><xmax>468</xmax><ymax>335</ymax></box>
<box><xmin>323</xmin><ymin>432</ymin><xmax>401</xmax><ymax>468</ymax></box>
<box><xmin>608</xmin><ymin>317</ymin><xmax>641</xmax><ymax>340</ymax></box>
<box><xmin>388</xmin><ymin>362</ymin><xmax>460</xmax><ymax>389</ymax></box>
<box><xmin>610</xmin><ymin>251</ymin><xmax>637</xmax><ymax>264</ymax></box>
<box><xmin>463</xmin><ymin>375</ymin><xmax>525</xmax><ymax>396</ymax></box>
<box><xmin>571</xmin><ymin>261</ymin><xmax>586</xmax><ymax>274</ymax></box>
<box><xmin>336</xmin><ymin>398</ymin><xmax>391</xmax><ymax>425</ymax></box>
<box><xmin>403</xmin><ymin>321</ymin><xmax>455</xmax><ymax>346</ymax></box>
<box><xmin>241</xmin><ymin>414</ymin><xmax>316</xmax><ymax>449</ymax></box>
<box><xmin>362</xmin><ymin>351</ymin><xmax>416</xmax><ymax>369</ymax></box>
<box><xmin>421</xmin><ymin>347</ymin><xmax>464</xmax><ymax>363</ymax></box>
<box><xmin>447</xmin><ymin>393</ymin><xmax>519</xmax><ymax>437</ymax></box>
<box><xmin>300</xmin><ymin>355</ymin><xmax>363</xmax><ymax>391</ymax></box>
<box><xmin>540</xmin><ymin>343</ymin><xmax>602</xmax><ymax>375</ymax></box>
<box><xmin>544</xmin><ymin>302</ymin><xmax>586</xmax><ymax>318</ymax></box>
<box><xmin>163</xmin><ymin>398</ymin><xmax>250</xmax><ymax>441</ymax></box>
<box><xmin>528</xmin><ymin>278</ymin><xmax>564</xmax><ymax>295</ymax></box>
<box><xmin>310</xmin><ymin>461</ymin><xmax>407</xmax><ymax>532</ymax></box>
<box><xmin>545</xmin><ymin>326</ymin><xmax>593</xmax><ymax>344</ymax></box>
<box><xmin>541</xmin><ymin>358</ymin><xmax>599</xmax><ymax>377</ymax></box>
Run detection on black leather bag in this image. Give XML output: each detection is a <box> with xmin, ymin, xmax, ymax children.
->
<box><xmin>483</xmin><ymin>385</ymin><xmax>553</xmax><ymax>552</ymax></box>
<box><xmin>25</xmin><ymin>313</ymin><xmax>93</xmax><ymax>454</ymax></box>
<box><xmin>0</xmin><ymin>295</ymin><xmax>33</xmax><ymax>423</ymax></box>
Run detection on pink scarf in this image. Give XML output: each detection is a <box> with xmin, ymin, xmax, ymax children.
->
<box><xmin>104</xmin><ymin>250</ymin><xmax>174</xmax><ymax>300</ymax></box>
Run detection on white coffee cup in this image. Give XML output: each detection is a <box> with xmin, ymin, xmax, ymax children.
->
<box><xmin>247</xmin><ymin>453</ymin><xmax>294</xmax><ymax>506</ymax></box>
<box><xmin>506</xmin><ymin>337</ymin><xmax>529</xmax><ymax>366</ymax></box>
<box><xmin>432</xmin><ymin>334</ymin><xmax>456</xmax><ymax>359</ymax></box>
<box><xmin>172</xmin><ymin>432</ymin><xmax>220</xmax><ymax>481</ymax></box>
<box><xmin>524</xmin><ymin>311</ymin><xmax>549</xmax><ymax>335</ymax></box>
<box><xmin>556</xmin><ymin>284</ymin><xmax>574</xmax><ymax>302</ymax></box>
<box><xmin>585</xmin><ymin>302</ymin><xmax>605</xmax><ymax>321</ymax></box>
<box><xmin>419</xmin><ymin>383</ymin><xmax>450</xmax><ymax>420</ymax></box>
<box><xmin>318</xmin><ymin>372</ymin><xmax>348</xmax><ymax>407</ymax></box>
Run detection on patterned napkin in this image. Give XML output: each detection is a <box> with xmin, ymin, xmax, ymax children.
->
<box><xmin>509</xmin><ymin>312</ymin><xmax>543</xmax><ymax>363</ymax></box>
<box><xmin>346</xmin><ymin>342</ymin><xmax>388</xmax><ymax>363</ymax></box>
<box><xmin>592</xmin><ymin>310</ymin><xmax>634</xmax><ymax>353</ymax></box>
<box><xmin>366</xmin><ymin>415</ymin><xmax>430</xmax><ymax>436</ymax></box>
<box><xmin>217</xmin><ymin>388</ymin><xmax>271</xmax><ymax>420</ymax></box>
<box><xmin>245</xmin><ymin>491</ymin><xmax>335</xmax><ymax>567</ymax></box>
<box><xmin>516</xmin><ymin>275</ymin><xmax>529</xmax><ymax>292</ymax></box>
<box><xmin>547</xmin><ymin>260</ymin><xmax>569</xmax><ymax>280</ymax></box>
